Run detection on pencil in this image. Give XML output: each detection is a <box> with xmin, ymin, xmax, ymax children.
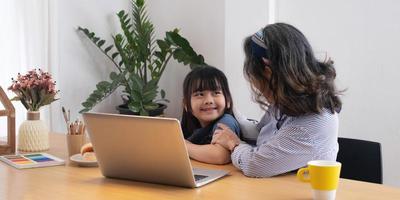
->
<box><xmin>62</xmin><ymin>106</ymin><xmax>71</xmax><ymax>133</ymax></box>
<box><xmin>62</xmin><ymin>107</ymin><xmax>68</xmax><ymax>123</ymax></box>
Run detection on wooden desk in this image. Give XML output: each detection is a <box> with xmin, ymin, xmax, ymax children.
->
<box><xmin>1</xmin><ymin>134</ymin><xmax>399</xmax><ymax>200</ymax></box>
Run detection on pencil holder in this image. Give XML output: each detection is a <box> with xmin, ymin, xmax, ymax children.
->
<box><xmin>66</xmin><ymin>134</ymin><xmax>85</xmax><ymax>157</ymax></box>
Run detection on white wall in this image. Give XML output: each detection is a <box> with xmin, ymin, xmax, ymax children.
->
<box><xmin>53</xmin><ymin>0</ymin><xmax>130</xmax><ymax>133</ymax></box>
<box><xmin>275</xmin><ymin>0</ymin><xmax>400</xmax><ymax>187</ymax></box>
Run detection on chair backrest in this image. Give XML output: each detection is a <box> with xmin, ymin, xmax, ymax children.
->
<box><xmin>337</xmin><ymin>137</ymin><xmax>382</xmax><ymax>184</ymax></box>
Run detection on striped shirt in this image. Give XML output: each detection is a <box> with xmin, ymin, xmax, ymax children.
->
<box><xmin>231</xmin><ymin>107</ymin><xmax>339</xmax><ymax>177</ymax></box>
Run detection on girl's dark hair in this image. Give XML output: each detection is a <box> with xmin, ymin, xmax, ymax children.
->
<box><xmin>181</xmin><ymin>65</ymin><xmax>234</xmax><ymax>139</ymax></box>
<box><xmin>244</xmin><ymin>23</ymin><xmax>342</xmax><ymax>116</ymax></box>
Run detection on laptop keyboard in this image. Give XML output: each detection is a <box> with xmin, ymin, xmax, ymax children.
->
<box><xmin>194</xmin><ymin>174</ymin><xmax>208</xmax><ymax>181</ymax></box>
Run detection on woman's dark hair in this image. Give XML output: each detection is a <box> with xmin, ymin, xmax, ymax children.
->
<box><xmin>244</xmin><ymin>23</ymin><xmax>342</xmax><ymax>116</ymax></box>
<box><xmin>181</xmin><ymin>65</ymin><xmax>234</xmax><ymax>140</ymax></box>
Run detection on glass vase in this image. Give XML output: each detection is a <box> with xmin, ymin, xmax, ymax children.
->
<box><xmin>18</xmin><ymin>111</ymin><xmax>49</xmax><ymax>152</ymax></box>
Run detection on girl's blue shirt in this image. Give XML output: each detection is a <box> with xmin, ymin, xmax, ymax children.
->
<box><xmin>187</xmin><ymin>114</ymin><xmax>241</xmax><ymax>145</ymax></box>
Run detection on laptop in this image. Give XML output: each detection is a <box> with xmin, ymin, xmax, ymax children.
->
<box><xmin>82</xmin><ymin>112</ymin><xmax>229</xmax><ymax>188</ymax></box>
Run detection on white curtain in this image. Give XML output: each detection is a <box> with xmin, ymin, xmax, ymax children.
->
<box><xmin>0</xmin><ymin>0</ymin><xmax>57</xmax><ymax>137</ymax></box>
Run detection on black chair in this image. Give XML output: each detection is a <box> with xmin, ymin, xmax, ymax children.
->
<box><xmin>337</xmin><ymin>137</ymin><xmax>382</xmax><ymax>184</ymax></box>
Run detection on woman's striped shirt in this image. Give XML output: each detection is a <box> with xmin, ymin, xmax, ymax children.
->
<box><xmin>231</xmin><ymin>107</ymin><xmax>339</xmax><ymax>177</ymax></box>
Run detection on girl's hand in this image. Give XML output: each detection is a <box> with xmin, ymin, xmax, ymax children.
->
<box><xmin>212</xmin><ymin>123</ymin><xmax>241</xmax><ymax>151</ymax></box>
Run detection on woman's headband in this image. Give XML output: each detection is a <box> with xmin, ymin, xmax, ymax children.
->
<box><xmin>250</xmin><ymin>29</ymin><xmax>268</xmax><ymax>59</ymax></box>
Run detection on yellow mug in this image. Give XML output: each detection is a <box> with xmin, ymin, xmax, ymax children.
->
<box><xmin>297</xmin><ymin>160</ymin><xmax>341</xmax><ymax>200</ymax></box>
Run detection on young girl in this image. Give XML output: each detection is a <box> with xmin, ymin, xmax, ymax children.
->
<box><xmin>212</xmin><ymin>23</ymin><xmax>342</xmax><ymax>177</ymax></box>
<box><xmin>181</xmin><ymin>66</ymin><xmax>241</xmax><ymax>165</ymax></box>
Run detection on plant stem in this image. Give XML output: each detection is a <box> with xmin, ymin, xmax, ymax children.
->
<box><xmin>144</xmin><ymin>61</ymin><xmax>147</xmax><ymax>83</ymax></box>
<box><xmin>100</xmin><ymin>47</ymin><xmax>122</xmax><ymax>73</ymax></box>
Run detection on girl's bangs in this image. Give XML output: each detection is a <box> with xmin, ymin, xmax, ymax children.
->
<box><xmin>189</xmin><ymin>77</ymin><xmax>222</xmax><ymax>93</ymax></box>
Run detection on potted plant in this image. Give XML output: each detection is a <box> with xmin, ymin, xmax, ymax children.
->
<box><xmin>78</xmin><ymin>0</ymin><xmax>206</xmax><ymax>115</ymax></box>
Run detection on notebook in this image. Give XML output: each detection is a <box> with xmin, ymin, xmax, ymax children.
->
<box><xmin>0</xmin><ymin>153</ymin><xmax>65</xmax><ymax>169</ymax></box>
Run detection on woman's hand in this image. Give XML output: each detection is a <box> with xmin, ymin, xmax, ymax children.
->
<box><xmin>212</xmin><ymin>123</ymin><xmax>241</xmax><ymax>151</ymax></box>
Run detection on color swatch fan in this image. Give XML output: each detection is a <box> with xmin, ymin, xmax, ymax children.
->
<box><xmin>0</xmin><ymin>153</ymin><xmax>65</xmax><ymax>169</ymax></box>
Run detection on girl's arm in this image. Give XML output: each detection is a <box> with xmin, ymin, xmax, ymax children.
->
<box><xmin>185</xmin><ymin>140</ymin><xmax>231</xmax><ymax>165</ymax></box>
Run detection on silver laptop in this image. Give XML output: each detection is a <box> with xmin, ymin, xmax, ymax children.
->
<box><xmin>82</xmin><ymin>112</ymin><xmax>229</xmax><ymax>188</ymax></box>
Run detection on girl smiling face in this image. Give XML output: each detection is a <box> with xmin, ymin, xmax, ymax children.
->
<box><xmin>190</xmin><ymin>89</ymin><xmax>226</xmax><ymax>127</ymax></box>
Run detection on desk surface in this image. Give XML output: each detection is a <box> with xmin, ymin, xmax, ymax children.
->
<box><xmin>1</xmin><ymin>134</ymin><xmax>400</xmax><ymax>200</ymax></box>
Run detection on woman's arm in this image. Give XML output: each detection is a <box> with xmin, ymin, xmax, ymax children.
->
<box><xmin>185</xmin><ymin>140</ymin><xmax>231</xmax><ymax>165</ymax></box>
<box><xmin>231</xmin><ymin>114</ymin><xmax>339</xmax><ymax>177</ymax></box>
<box><xmin>213</xmin><ymin>125</ymin><xmax>317</xmax><ymax>177</ymax></box>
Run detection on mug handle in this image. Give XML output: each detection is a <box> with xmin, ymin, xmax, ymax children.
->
<box><xmin>297</xmin><ymin>167</ymin><xmax>311</xmax><ymax>182</ymax></box>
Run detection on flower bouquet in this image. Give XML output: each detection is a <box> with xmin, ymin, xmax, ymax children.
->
<box><xmin>8</xmin><ymin>69</ymin><xmax>59</xmax><ymax>152</ymax></box>
<box><xmin>8</xmin><ymin>69</ymin><xmax>58</xmax><ymax>111</ymax></box>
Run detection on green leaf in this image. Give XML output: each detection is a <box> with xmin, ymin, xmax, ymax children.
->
<box><xmin>117</xmin><ymin>10</ymin><xmax>125</xmax><ymax>17</ymax></box>
<box><xmin>109</xmin><ymin>72</ymin><xmax>118</xmax><ymax>80</ymax></box>
<box><xmin>79</xmin><ymin>108</ymin><xmax>91</xmax><ymax>113</ymax></box>
<box><xmin>173</xmin><ymin>49</ymin><xmax>190</xmax><ymax>63</ymax></box>
<box><xmin>92</xmin><ymin>37</ymin><xmax>100</xmax><ymax>43</ymax></box>
<box><xmin>122</xmin><ymin>14</ymin><xmax>128</xmax><ymax>22</ymax></box>
<box><xmin>160</xmin><ymin>89</ymin><xmax>166</xmax><ymax>99</ymax></box>
<box><xmin>167</xmin><ymin>31</ymin><xmax>193</xmax><ymax>52</ymax></box>
<box><xmin>82</xmin><ymin>101</ymin><xmax>92</xmax><ymax>108</ymax></box>
<box><xmin>87</xmin><ymin>97</ymin><xmax>96</xmax><ymax>104</ymax></box>
<box><xmin>191</xmin><ymin>55</ymin><xmax>205</xmax><ymax>65</ymax></box>
<box><xmin>130</xmin><ymin>89</ymin><xmax>142</xmax><ymax>102</ymax></box>
<box><xmin>111</xmin><ymin>52</ymin><xmax>119</xmax><ymax>59</ymax></box>
<box><xmin>104</xmin><ymin>45</ymin><xmax>113</xmax><ymax>53</ymax></box>
<box><xmin>96</xmin><ymin>81</ymin><xmax>111</xmax><ymax>90</ymax></box>
<box><xmin>78</xmin><ymin>27</ymin><xmax>89</xmax><ymax>34</ymax></box>
<box><xmin>172</xmin><ymin>28</ymin><xmax>179</xmax><ymax>33</ymax></box>
<box><xmin>38</xmin><ymin>92</ymin><xmax>55</xmax><ymax>108</ymax></box>
<box><xmin>144</xmin><ymin>79</ymin><xmax>158</xmax><ymax>91</ymax></box>
<box><xmin>142</xmin><ymin>90</ymin><xmax>157</xmax><ymax>103</ymax></box>
<box><xmin>97</xmin><ymin>40</ymin><xmax>105</xmax><ymax>47</ymax></box>
<box><xmin>129</xmin><ymin>74</ymin><xmax>144</xmax><ymax>91</ymax></box>
<box><xmin>90</xmin><ymin>92</ymin><xmax>103</xmax><ymax>99</ymax></box>
<box><xmin>128</xmin><ymin>102</ymin><xmax>141</xmax><ymax>113</ymax></box>
<box><xmin>136</xmin><ymin>0</ymin><xmax>144</xmax><ymax>7</ymax></box>
<box><xmin>157</xmin><ymin>40</ymin><xmax>169</xmax><ymax>51</ymax></box>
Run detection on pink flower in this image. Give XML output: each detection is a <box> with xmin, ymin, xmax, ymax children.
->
<box><xmin>8</xmin><ymin>68</ymin><xmax>59</xmax><ymax>111</ymax></box>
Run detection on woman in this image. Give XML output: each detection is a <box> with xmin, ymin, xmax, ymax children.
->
<box><xmin>211</xmin><ymin>23</ymin><xmax>342</xmax><ymax>177</ymax></box>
